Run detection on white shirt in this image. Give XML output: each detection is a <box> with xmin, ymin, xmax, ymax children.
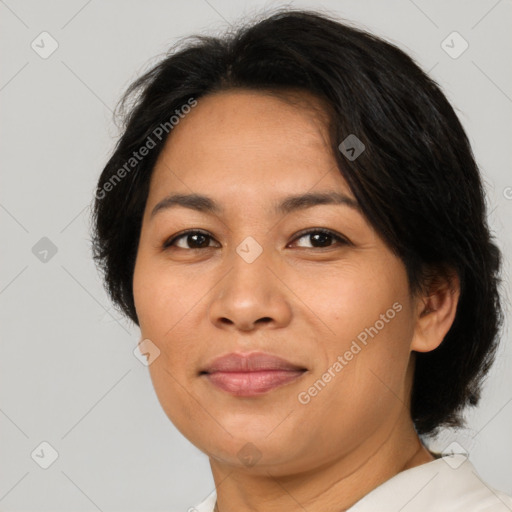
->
<box><xmin>192</xmin><ymin>454</ymin><xmax>512</xmax><ymax>511</ymax></box>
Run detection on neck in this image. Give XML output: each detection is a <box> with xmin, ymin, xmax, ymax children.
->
<box><xmin>209</xmin><ymin>413</ymin><xmax>434</xmax><ymax>512</ymax></box>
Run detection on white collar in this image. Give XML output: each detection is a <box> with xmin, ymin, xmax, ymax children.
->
<box><xmin>193</xmin><ymin>454</ymin><xmax>512</xmax><ymax>511</ymax></box>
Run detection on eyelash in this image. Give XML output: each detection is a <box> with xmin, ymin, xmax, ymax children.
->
<box><xmin>162</xmin><ymin>228</ymin><xmax>350</xmax><ymax>250</ymax></box>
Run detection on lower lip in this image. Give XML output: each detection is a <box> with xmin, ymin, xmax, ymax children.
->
<box><xmin>203</xmin><ymin>370</ymin><xmax>306</xmax><ymax>396</ymax></box>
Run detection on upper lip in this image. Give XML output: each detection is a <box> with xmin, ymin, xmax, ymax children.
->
<box><xmin>200</xmin><ymin>352</ymin><xmax>307</xmax><ymax>374</ymax></box>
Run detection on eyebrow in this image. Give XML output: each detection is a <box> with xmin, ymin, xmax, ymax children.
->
<box><xmin>150</xmin><ymin>191</ymin><xmax>360</xmax><ymax>218</ymax></box>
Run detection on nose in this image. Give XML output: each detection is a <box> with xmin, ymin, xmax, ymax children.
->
<box><xmin>208</xmin><ymin>247</ymin><xmax>293</xmax><ymax>332</ymax></box>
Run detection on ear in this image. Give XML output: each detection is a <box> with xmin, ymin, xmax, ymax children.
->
<box><xmin>410</xmin><ymin>268</ymin><xmax>461</xmax><ymax>353</ymax></box>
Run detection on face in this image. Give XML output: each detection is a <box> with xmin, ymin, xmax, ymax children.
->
<box><xmin>133</xmin><ymin>90</ymin><xmax>420</xmax><ymax>475</ymax></box>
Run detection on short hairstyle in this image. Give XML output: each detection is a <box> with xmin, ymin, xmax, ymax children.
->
<box><xmin>91</xmin><ymin>8</ymin><xmax>503</xmax><ymax>437</ymax></box>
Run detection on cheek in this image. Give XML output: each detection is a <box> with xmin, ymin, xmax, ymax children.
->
<box><xmin>302</xmin><ymin>259</ymin><xmax>414</xmax><ymax>409</ymax></box>
<box><xmin>133</xmin><ymin>252</ymin><xmax>192</xmax><ymax>340</ymax></box>
<box><xmin>308</xmin><ymin>260</ymin><xmax>404</xmax><ymax>340</ymax></box>
<box><xmin>297</xmin><ymin>307</ymin><xmax>414</xmax><ymax>456</ymax></box>
<box><xmin>133</xmin><ymin>257</ymin><xmax>207</xmax><ymax>435</ymax></box>
<box><xmin>132</xmin><ymin>253</ymin><xmax>212</xmax><ymax>387</ymax></box>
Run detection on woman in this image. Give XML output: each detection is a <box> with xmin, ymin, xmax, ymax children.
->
<box><xmin>91</xmin><ymin>9</ymin><xmax>511</xmax><ymax>511</ymax></box>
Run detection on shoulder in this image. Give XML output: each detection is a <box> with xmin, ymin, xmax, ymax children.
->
<box><xmin>190</xmin><ymin>490</ymin><xmax>217</xmax><ymax>512</ymax></box>
<box><xmin>431</xmin><ymin>455</ymin><xmax>512</xmax><ymax>511</ymax></box>
<box><xmin>348</xmin><ymin>454</ymin><xmax>512</xmax><ymax>511</ymax></box>
<box><xmin>187</xmin><ymin>456</ymin><xmax>512</xmax><ymax>512</ymax></box>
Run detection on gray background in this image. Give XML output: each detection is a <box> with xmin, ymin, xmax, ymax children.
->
<box><xmin>1</xmin><ymin>0</ymin><xmax>511</xmax><ymax>510</ymax></box>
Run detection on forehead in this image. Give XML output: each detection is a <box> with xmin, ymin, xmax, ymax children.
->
<box><xmin>148</xmin><ymin>89</ymin><xmax>351</xmax><ymax>203</ymax></box>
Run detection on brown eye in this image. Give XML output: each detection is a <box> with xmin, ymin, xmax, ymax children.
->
<box><xmin>162</xmin><ymin>228</ymin><xmax>349</xmax><ymax>251</ymax></box>
<box><xmin>289</xmin><ymin>229</ymin><xmax>349</xmax><ymax>249</ymax></box>
<box><xmin>163</xmin><ymin>230</ymin><xmax>219</xmax><ymax>250</ymax></box>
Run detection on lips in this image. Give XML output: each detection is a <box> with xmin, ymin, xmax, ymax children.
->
<box><xmin>200</xmin><ymin>352</ymin><xmax>307</xmax><ymax>396</ymax></box>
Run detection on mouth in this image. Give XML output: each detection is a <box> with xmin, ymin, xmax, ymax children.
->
<box><xmin>200</xmin><ymin>352</ymin><xmax>308</xmax><ymax>397</ymax></box>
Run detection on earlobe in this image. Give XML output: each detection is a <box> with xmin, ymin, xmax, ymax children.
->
<box><xmin>410</xmin><ymin>271</ymin><xmax>461</xmax><ymax>353</ymax></box>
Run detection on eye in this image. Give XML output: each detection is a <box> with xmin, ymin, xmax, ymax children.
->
<box><xmin>162</xmin><ymin>228</ymin><xmax>350</xmax><ymax>251</ymax></box>
<box><xmin>163</xmin><ymin>230</ymin><xmax>219</xmax><ymax>250</ymax></box>
<box><xmin>288</xmin><ymin>228</ymin><xmax>349</xmax><ymax>249</ymax></box>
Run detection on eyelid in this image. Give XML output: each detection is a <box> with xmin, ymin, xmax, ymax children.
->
<box><xmin>163</xmin><ymin>227</ymin><xmax>350</xmax><ymax>250</ymax></box>
<box><xmin>163</xmin><ymin>229</ymin><xmax>217</xmax><ymax>249</ymax></box>
<box><xmin>288</xmin><ymin>228</ymin><xmax>350</xmax><ymax>248</ymax></box>
<box><xmin>290</xmin><ymin>227</ymin><xmax>348</xmax><ymax>241</ymax></box>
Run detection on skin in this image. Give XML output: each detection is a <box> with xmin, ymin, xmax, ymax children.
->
<box><xmin>132</xmin><ymin>89</ymin><xmax>460</xmax><ymax>512</ymax></box>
